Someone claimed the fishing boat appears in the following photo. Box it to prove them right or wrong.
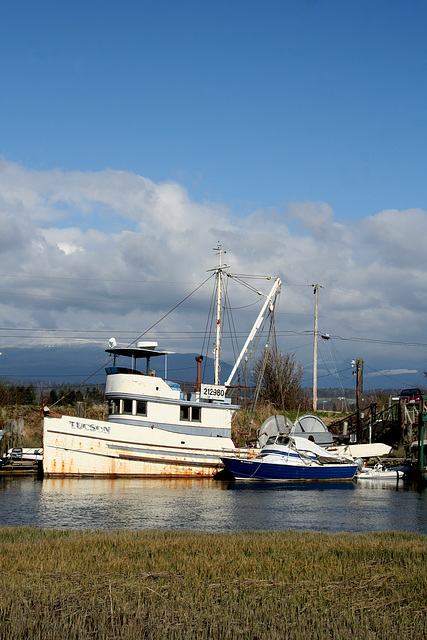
[42,246,281,477]
[221,433,358,481]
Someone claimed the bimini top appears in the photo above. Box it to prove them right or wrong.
[105,341,172,360]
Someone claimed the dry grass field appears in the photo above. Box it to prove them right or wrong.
[0,527,426,639]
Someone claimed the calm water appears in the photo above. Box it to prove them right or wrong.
[0,476,426,534]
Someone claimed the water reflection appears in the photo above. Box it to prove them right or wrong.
[0,476,426,534]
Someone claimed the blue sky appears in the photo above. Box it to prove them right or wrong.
[2,1,426,218]
[0,0,427,390]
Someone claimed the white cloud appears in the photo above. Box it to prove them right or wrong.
[367,369,418,377]
[0,160,426,388]
[287,201,345,242]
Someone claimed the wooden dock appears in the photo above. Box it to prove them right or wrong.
[0,460,40,477]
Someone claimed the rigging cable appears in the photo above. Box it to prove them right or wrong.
[248,287,282,416]
[318,337,349,411]
[200,273,219,381]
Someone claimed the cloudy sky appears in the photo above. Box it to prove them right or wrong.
[0,1,426,390]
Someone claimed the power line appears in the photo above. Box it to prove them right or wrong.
[327,334,427,348]
[0,274,201,284]
[1,326,427,349]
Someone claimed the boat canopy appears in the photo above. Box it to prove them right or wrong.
[105,345,171,360]
[105,343,173,375]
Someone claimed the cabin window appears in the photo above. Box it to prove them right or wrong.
[136,401,147,416]
[109,399,120,415]
[180,406,201,422]
[123,399,133,414]
[180,406,190,421]
[108,398,147,416]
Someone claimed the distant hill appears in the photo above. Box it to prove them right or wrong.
[0,344,233,386]
[0,344,423,392]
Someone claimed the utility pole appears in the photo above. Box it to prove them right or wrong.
[355,357,364,442]
[312,284,322,412]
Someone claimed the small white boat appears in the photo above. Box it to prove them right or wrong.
[7,447,43,461]
[356,463,409,481]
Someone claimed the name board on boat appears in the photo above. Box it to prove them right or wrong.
[200,384,227,402]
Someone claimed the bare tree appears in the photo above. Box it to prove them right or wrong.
[252,350,309,411]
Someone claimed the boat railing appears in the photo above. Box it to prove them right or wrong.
[104,368,253,405]
[167,381,254,405]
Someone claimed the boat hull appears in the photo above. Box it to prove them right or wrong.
[221,456,358,481]
[43,414,252,477]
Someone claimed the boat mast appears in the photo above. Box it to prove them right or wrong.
[211,242,228,385]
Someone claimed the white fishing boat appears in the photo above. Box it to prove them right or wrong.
[42,246,281,477]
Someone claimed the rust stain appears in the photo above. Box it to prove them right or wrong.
[46,454,230,477]
[117,453,219,468]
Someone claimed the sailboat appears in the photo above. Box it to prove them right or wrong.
[42,246,281,477]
